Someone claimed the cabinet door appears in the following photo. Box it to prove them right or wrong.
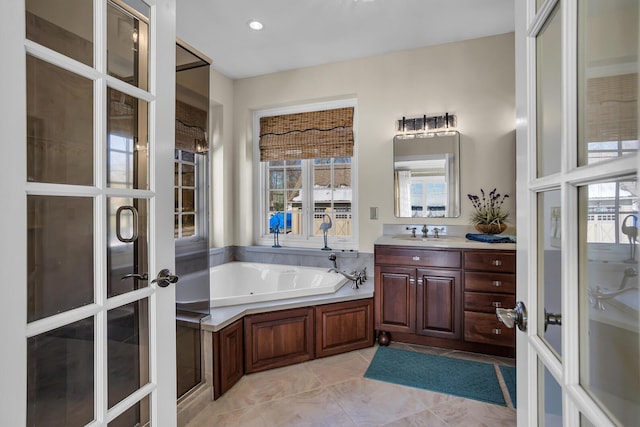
[315,299,374,358]
[416,268,462,339]
[244,307,314,374]
[213,319,244,399]
[375,266,416,333]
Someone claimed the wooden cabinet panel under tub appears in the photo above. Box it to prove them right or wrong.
[244,307,315,374]
[315,299,374,358]
[212,318,244,399]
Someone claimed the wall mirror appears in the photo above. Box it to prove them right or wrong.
[393,131,460,217]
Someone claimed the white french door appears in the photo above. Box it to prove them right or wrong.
[514,0,639,426]
[0,0,177,425]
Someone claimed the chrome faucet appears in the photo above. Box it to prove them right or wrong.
[327,253,367,288]
[589,285,638,310]
[421,225,429,238]
[406,226,417,238]
[433,227,443,238]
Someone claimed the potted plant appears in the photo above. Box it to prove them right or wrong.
[468,188,510,234]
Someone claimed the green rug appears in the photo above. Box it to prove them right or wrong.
[499,365,516,407]
[364,347,506,406]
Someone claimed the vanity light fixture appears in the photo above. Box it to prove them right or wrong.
[248,20,264,31]
[397,113,457,135]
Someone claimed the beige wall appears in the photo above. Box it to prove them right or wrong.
[230,33,516,252]
[209,68,236,247]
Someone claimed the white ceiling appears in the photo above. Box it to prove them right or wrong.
[177,0,515,80]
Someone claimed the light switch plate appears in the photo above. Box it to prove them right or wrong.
[370,207,378,220]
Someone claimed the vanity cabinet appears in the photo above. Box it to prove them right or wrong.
[463,251,516,349]
[375,247,462,341]
[375,244,515,357]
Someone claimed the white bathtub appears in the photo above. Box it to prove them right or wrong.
[209,262,349,307]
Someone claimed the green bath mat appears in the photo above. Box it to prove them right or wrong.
[499,365,516,407]
[364,346,506,406]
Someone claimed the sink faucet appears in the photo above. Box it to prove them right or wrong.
[406,226,417,238]
[433,227,443,238]
[421,225,429,238]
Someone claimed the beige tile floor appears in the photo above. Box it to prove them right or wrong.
[186,343,517,427]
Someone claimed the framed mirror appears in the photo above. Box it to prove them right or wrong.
[393,131,460,218]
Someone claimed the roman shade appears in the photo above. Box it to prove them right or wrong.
[175,100,208,153]
[585,73,637,142]
[259,107,354,161]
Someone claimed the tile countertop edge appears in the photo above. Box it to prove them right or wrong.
[374,235,516,250]
[201,281,374,332]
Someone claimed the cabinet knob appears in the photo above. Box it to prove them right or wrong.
[492,301,502,308]
[491,259,502,266]
[409,278,416,285]
[417,278,423,286]
[412,256,421,261]
[492,328,502,335]
[492,280,503,287]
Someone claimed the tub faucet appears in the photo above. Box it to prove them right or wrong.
[589,285,638,310]
[328,253,337,269]
[329,267,367,289]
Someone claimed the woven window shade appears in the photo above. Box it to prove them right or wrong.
[176,100,208,152]
[259,107,354,161]
[586,73,638,142]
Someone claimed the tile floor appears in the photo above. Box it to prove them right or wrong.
[186,343,517,427]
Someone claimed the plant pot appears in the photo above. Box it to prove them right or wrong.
[475,223,507,235]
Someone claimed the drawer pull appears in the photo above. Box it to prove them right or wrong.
[412,256,421,261]
[492,328,502,335]
[409,278,416,285]
[492,280,503,287]
[492,301,502,308]
[491,259,502,266]
[417,278,424,286]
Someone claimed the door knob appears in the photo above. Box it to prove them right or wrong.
[544,310,562,332]
[151,268,179,288]
[496,300,528,332]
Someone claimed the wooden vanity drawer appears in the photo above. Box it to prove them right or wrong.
[375,246,461,269]
[464,311,515,347]
[464,251,515,273]
[464,272,516,294]
[464,292,515,314]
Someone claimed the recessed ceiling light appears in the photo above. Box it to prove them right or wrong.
[248,20,263,31]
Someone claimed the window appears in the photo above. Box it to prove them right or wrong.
[174,149,198,238]
[586,179,637,244]
[255,101,357,249]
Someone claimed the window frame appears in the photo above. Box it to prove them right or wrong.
[174,149,208,243]
[253,99,358,250]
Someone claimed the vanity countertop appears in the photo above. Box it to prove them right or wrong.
[374,234,516,250]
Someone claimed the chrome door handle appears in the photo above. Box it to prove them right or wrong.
[544,310,562,332]
[496,301,528,332]
[151,268,179,288]
[121,273,148,281]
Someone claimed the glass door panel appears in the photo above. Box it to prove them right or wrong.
[578,178,640,426]
[539,360,563,426]
[107,88,149,190]
[536,2,562,177]
[577,0,639,166]
[107,299,149,408]
[107,2,148,90]
[108,395,149,427]
[107,197,148,298]
[27,195,94,322]
[27,55,94,186]
[25,0,93,66]
[27,317,94,426]
[537,190,563,357]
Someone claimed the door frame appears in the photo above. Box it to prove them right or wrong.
[0,1,178,425]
